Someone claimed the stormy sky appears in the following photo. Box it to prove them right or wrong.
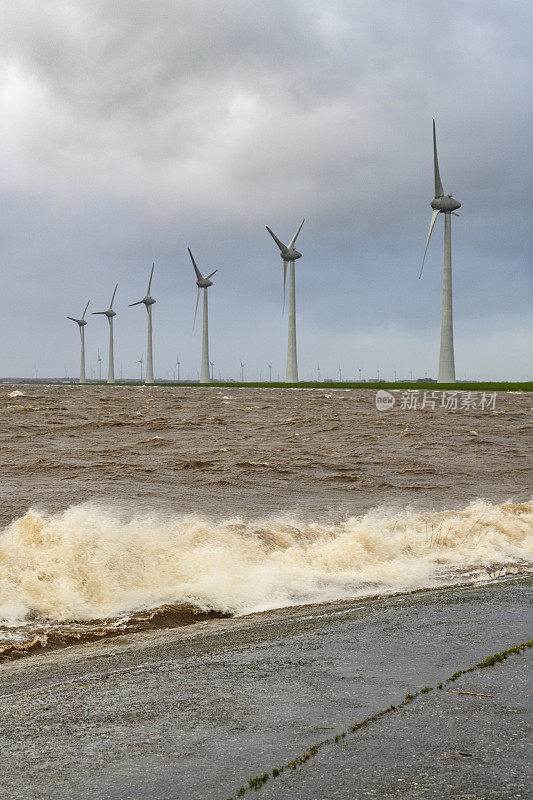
[0,0,531,381]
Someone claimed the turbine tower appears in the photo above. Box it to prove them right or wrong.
[67,300,90,384]
[240,360,245,383]
[97,349,102,381]
[92,284,118,384]
[129,263,156,384]
[420,120,461,383]
[189,248,218,384]
[266,219,305,382]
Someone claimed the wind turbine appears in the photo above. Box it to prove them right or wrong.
[92,284,118,384]
[266,218,305,382]
[189,248,218,384]
[267,362,272,382]
[129,264,156,384]
[210,360,215,381]
[67,300,90,384]
[240,360,245,383]
[97,349,102,381]
[135,353,144,381]
[420,120,461,383]
[174,354,180,382]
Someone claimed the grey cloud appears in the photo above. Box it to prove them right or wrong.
[0,0,531,381]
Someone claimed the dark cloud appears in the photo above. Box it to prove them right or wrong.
[0,0,531,380]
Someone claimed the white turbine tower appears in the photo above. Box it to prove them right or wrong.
[92,284,118,384]
[266,219,305,382]
[188,248,218,384]
[67,301,90,384]
[420,120,461,383]
[129,263,156,384]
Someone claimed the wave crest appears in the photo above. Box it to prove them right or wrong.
[1,500,531,630]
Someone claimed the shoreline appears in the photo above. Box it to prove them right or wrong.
[2,572,530,666]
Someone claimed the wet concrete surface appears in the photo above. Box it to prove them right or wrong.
[0,578,531,800]
[257,650,532,799]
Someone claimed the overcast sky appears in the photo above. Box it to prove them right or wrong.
[0,0,531,381]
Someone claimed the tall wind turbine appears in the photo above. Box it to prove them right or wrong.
[240,360,245,383]
[189,248,218,384]
[92,284,118,384]
[67,300,90,384]
[266,219,305,382]
[420,120,461,383]
[129,264,156,384]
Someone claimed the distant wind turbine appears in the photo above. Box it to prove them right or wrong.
[189,248,218,384]
[419,120,461,383]
[135,353,144,381]
[174,353,180,382]
[317,364,321,383]
[267,362,272,382]
[129,264,156,384]
[67,300,90,384]
[92,284,118,384]
[97,349,102,381]
[266,218,305,382]
[240,360,245,382]
[210,360,215,381]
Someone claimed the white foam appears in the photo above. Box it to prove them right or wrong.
[0,500,531,624]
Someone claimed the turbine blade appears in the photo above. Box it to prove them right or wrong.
[128,300,143,306]
[266,226,288,254]
[92,311,106,315]
[193,286,201,329]
[205,268,218,280]
[452,212,460,217]
[82,300,90,319]
[188,248,204,281]
[282,261,288,315]
[288,218,305,249]
[67,316,78,323]
[419,208,440,278]
[110,283,118,308]
[147,263,154,294]
[433,119,444,198]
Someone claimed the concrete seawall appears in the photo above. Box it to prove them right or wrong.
[1,577,531,799]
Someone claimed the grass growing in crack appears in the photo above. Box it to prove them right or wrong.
[226,639,532,798]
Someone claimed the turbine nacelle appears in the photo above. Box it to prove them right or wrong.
[281,248,302,262]
[93,284,118,319]
[93,308,116,319]
[430,196,461,213]
[129,295,156,308]
[67,300,90,327]
[265,219,305,263]
[196,279,213,288]
[130,265,156,310]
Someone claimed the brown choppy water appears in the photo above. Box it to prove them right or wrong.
[0,385,532,660]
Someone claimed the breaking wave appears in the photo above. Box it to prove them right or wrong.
[1,500,532,660]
